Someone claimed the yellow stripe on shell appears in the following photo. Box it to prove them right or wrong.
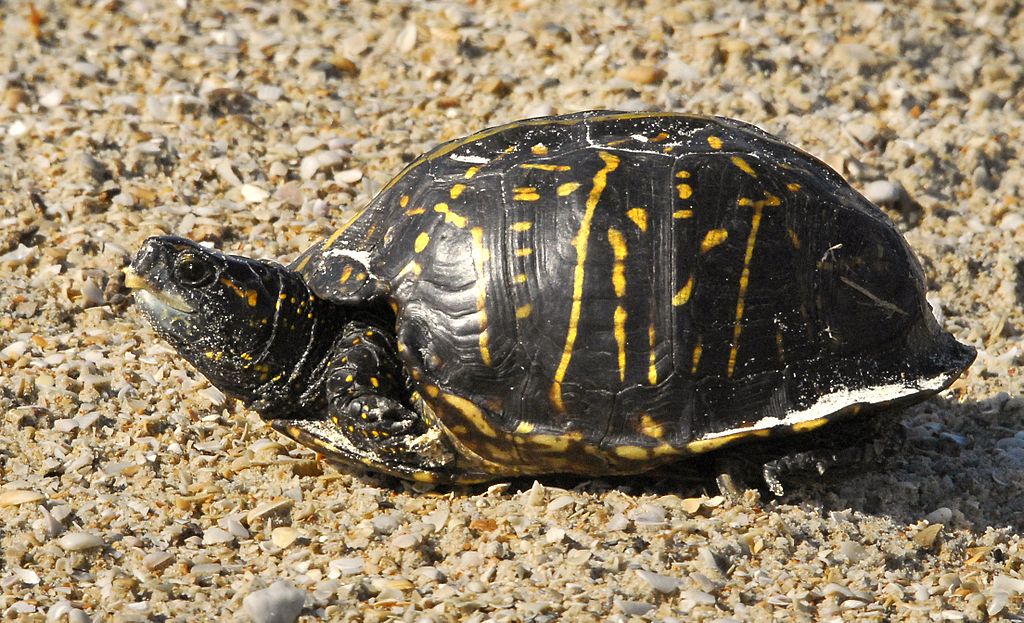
[550,151,620,412]
[520,163,570,171]
[470,226,492,366]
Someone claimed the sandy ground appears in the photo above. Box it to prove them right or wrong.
[1,1,1023,621]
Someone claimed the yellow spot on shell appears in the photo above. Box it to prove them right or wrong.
[520,163,570,172]
[514,421,535,434]
[514,187,540,201]
[464,166,480,179]
[640,414,665,439]
[405,207,425,215]
[531,143,548,155]
[400,195,410,208]
[677,183,693,199]
[730,155,757,177]
[691,341,703,375]
[511,221,533,232]
[551,151,620,412]
[649,132,670,143]
[787,228,801,248]
[434,202,467,228]
[613,445,649,461]
[707,135,723,149]
[700,229,728,253]
[614,305,627,382]
[450,184,466,199]
[673,209,693,219]
[514,248,533,257]
[675,170,691,178]
[626,208,648,232]
[787,182,801,192]
[557,182,581,196]
[516,304,533,319]
[514,273,528,284]
[792,417,829,433]
[414,232,430,253]
[672,274,694,306]
[648,323,658,385]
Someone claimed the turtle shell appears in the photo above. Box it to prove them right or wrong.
[291,111,975,478]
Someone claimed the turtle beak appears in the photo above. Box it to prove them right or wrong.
[123,266,195,314]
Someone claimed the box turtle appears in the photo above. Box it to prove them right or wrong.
[125,111,975,484]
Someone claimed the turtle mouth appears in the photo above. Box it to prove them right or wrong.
[123,267,195,314]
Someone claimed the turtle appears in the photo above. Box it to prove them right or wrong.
[124,111,976,485]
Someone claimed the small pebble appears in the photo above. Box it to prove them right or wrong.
[636,569,682,594]
[57,532,104,551]
[241,184,271,203]
[142,551,174,572]
[328,557,364,577]
[863,180,902,206]
[0,489,44,507]
[242,580,306,623]
[271,526,301,549]
[203,527,235,545]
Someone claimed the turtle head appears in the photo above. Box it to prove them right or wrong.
[126,235,322,404]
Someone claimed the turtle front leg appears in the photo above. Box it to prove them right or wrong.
[302,321,457,480]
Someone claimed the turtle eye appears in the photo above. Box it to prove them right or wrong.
[174,253,216,287]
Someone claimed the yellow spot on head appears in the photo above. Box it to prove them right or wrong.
[730,155,757,177]
[414,232,430,253]
[515,304,533,319]
[557,182,581,196]
[672,274,694,306]
[370,377,379,388]
[700,229,729,253]
[531,143,548,155]
[339,265,354,283]
[511,221,533,232]
[707,135,723,149]
[677,183,693,199]
[450,184,466,199]
[626,208,648,232]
